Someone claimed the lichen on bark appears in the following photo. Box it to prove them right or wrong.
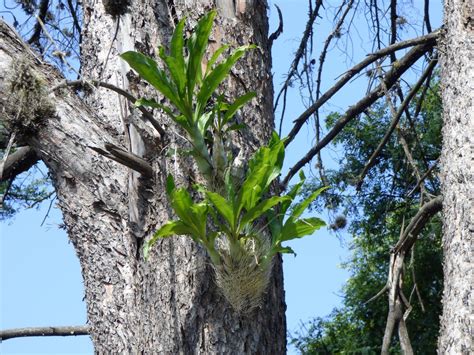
[4,60,55,134]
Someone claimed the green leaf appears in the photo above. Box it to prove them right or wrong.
[169,188,208,239]
[196,45,256,117]
[121,51,185,113]
[143,220,194,260]
[223,92,256,122]
[166,174,175,195]
[186,10,216,105]
[290,186,329,221]
[299,169,306,181]
[280,217,326,242]
[190,202,209,238]
[240,195,290,227]
[281,180,305,216]
[206,191,235,229]
[205,44,230,76]
[155,220,193,238]
[271,244,296,256]
[170,18,186,81]
[170,188,194,222]
[196,111,214,136]
[238,167,266,212]
[159,46,187,99]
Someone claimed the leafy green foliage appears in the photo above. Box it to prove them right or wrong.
[292,75,443,352]
[123,11,327,311]
[121,11,256,184]
[145,133,326,264]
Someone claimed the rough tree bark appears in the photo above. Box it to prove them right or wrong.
[438,0,473,353]
[0,0,286,353]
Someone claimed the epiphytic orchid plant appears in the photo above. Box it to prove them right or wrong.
[121,10,327,313]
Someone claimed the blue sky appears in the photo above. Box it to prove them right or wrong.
[1,1,442,353]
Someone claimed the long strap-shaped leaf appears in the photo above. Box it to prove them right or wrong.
[186,10,216,107]
[196,45,256,118]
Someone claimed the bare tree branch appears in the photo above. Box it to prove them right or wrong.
[89,143,153,177]
[282,40,435,187]
[27,0,50,48]
[0,325,89,341]
[268,4,283,47]
[407,158,439,197]
[0,146,39,182]
[424,0,433,33]
[275,0,323,132]
[284,30,439,148]
[356,59,438,190]
[310,0,355,186]
[392,195,442,253]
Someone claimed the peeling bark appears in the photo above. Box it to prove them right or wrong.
[0,0,286,352]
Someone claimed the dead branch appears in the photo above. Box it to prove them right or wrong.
[274,0,323,128]
[365,283,389,304]
[0,325,89,341]
[382,251,406,354]
[311,0,355,187]
[392,196,442,254]
[0,146,39,182]
[381,196,442,352]
[382,194,441,353]
[424,0,433,33]
[282,41,435,187]
[89,143,153,177]
[285,30,439,148]
[407,158,439,197]
[356,59,438,190]
[268,4,283,47]
[27,0,50,48]
[398,315,414,355]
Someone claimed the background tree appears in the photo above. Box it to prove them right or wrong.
[291,76,443,353]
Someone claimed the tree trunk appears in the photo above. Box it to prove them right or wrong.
[438,0,473,353]
[0,0,286,353]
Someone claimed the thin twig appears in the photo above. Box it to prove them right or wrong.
[268,5,283,47]
[27,0,49,47]
[312,0,354,186]
[40,193,56,226]
[50,79,166,137]
[365,283,388,304]
[274,0,323,130]
[356,59,437,190]
[407,158,439,197]
[32,14,80,76]
[391,195,442,253]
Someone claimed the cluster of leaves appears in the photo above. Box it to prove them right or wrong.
[145,133,327,264]
[121,10,327,303]
[292,76,443,353]
[121,11,254,186]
